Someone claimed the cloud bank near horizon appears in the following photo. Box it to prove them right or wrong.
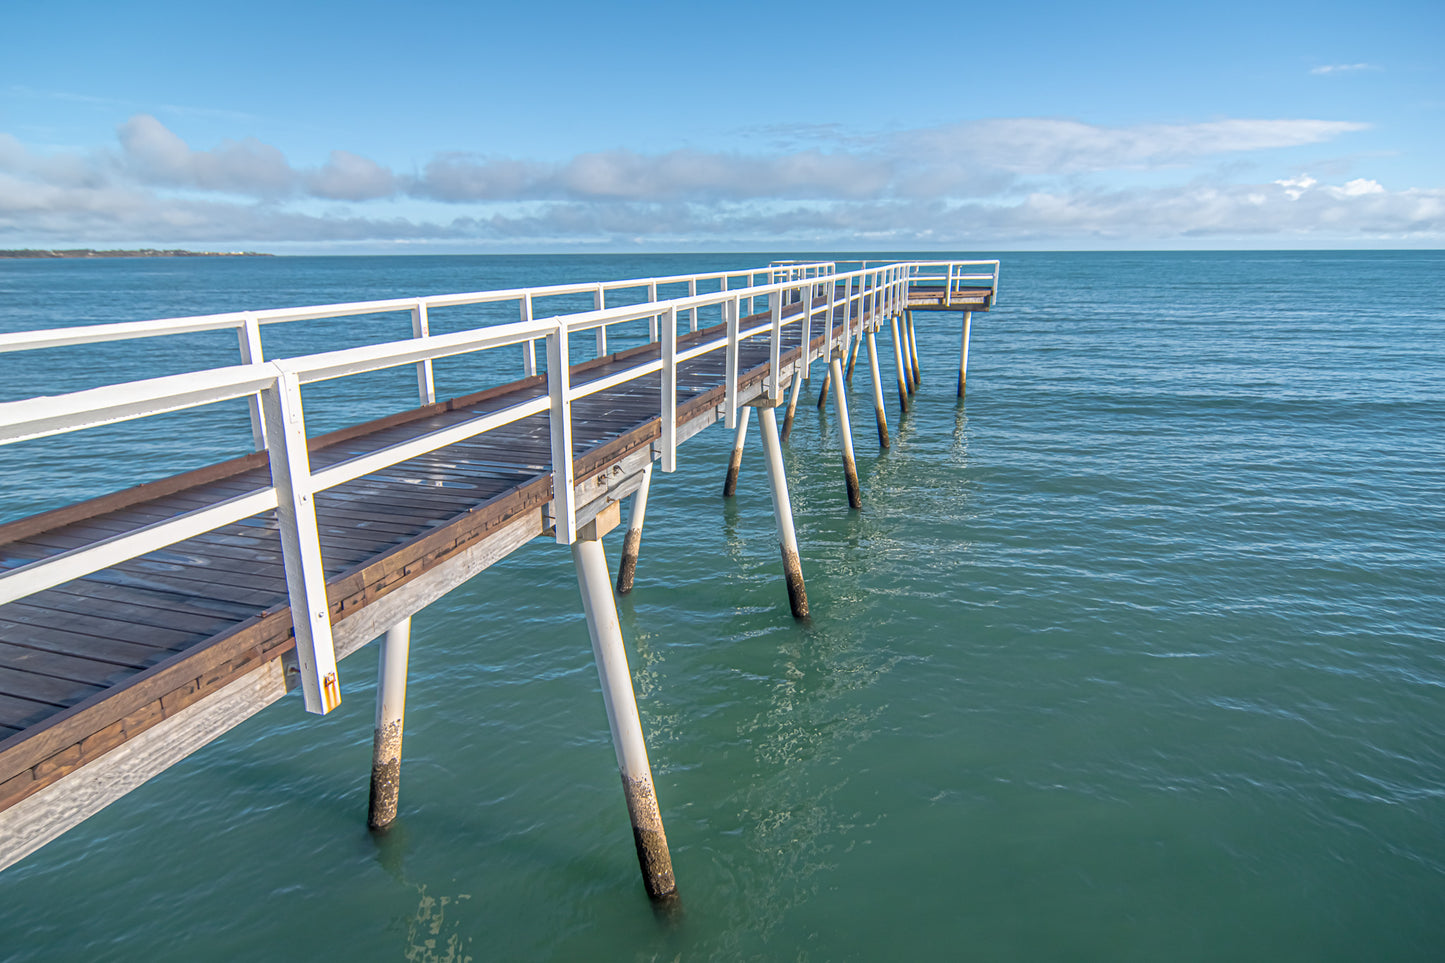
[1,114,1439,247]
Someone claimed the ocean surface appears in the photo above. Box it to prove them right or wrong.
[0,251,1442,961]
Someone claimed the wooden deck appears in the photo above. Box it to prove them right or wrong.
[0,269,993,871]
[906,284,994,311]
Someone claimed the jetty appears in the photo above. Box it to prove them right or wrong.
[0,259,997,900]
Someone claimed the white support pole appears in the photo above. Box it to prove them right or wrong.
[547,321,576,545]
[260,369,341,714]
[572,536,677,902]
[660,306,677,472]
[890,312,910,414]
[616,462,653,596]
[411,302,436,406]
[906,310,922,387]
[867,329,891,448]
[722,405,750,497]
[829,356,862,510]
[595,285,607,357]
[780,366,805,444]
[688,278,698,332]
[845,327,863,387]
[236,312,267,451]
[521,294,537,377]
[758,406,808,619]
[958,310,973,399]
[368,616,411,830]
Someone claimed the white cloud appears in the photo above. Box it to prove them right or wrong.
[1330,177,1385,197]
[1311,63,1379,75]
[1275,175,1318,199]
[0,112,1436,247]
[901,118,1368,176]
[117,114,294,197]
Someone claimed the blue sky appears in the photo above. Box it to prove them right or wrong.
[3,0,1441,251]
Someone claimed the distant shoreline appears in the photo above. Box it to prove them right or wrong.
[0,249,273,259]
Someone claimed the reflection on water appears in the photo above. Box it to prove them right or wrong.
[403,885,474,963]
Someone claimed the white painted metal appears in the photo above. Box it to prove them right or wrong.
[661,305,677,473]
[594,285,607,356]
[571,534,674,898]
[368,615,411,828]
[236,312,268,451]
[759,406,799,555]
[724,297,740,429]
[829,356,861,509]
[521,294,537,377]
[259,370,341,715]
[959,310,973,398]
[648,282,659,341]
[768,290,783,400]
[410,301,436,405]
[867,329,891,447]
[546,320,576,545]
[687,278,698,332]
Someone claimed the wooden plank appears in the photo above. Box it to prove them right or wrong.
[0,666,102,708]
[0,694,60,732]
[0,619,170,666]
[0,602,204,649]
[0,641,145,686]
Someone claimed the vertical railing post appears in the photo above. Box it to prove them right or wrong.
[800,277,813,370]
[687,277,698,332]
[236,312,267,451]
[648,282,659,341]
[411,301,435,406]
[547,320,576,545]
[521,294,537,377]
[595,285,608,357]
[260,366,341,715]
[724,296,740,429]
[660,305,677,472]
[768,287,783,400]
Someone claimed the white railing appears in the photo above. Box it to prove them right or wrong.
[0,259,983,716]
[0,265,811,451]
[904,260,1001,306]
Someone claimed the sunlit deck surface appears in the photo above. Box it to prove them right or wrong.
[905,285,995,310]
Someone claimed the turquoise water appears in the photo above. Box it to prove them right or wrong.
[1,252,1442,960]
